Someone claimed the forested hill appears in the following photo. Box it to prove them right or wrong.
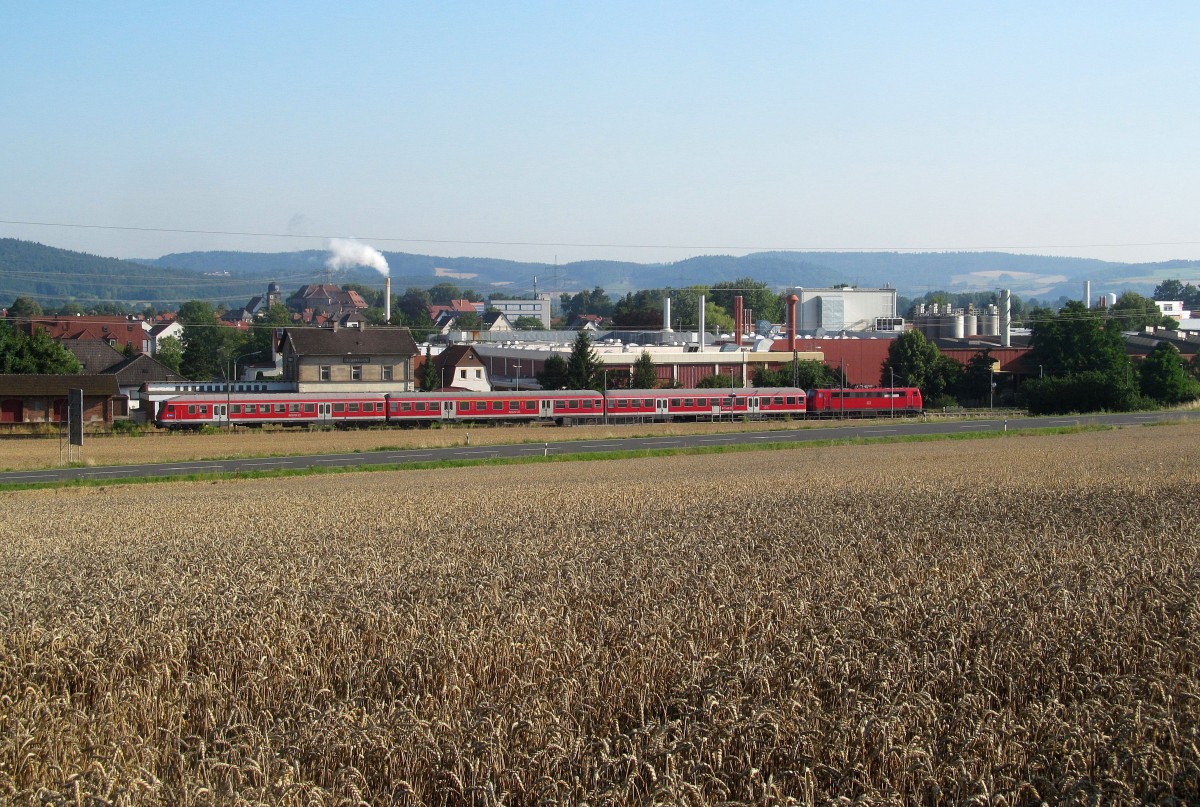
[4,237,1200,310]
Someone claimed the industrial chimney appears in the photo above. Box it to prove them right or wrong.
[734,295,744,346]
[697,294,706,352]
[663,297,672,332]
[385,277,392,324]
[1001,289,1012,348]
[787,294,799,352]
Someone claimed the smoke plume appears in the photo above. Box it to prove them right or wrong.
[326,238,389,276]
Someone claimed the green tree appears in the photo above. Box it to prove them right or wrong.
[155,335,184,374]
[709,278,784,323]
[881,330,963,405]
[566,330,602,391]
[419,345,439,391]
[1030,302,1131,378]
[178,301,231,381]
[1111,291,1174,331]
[696,373,735,388]
[631,350,658,389]
[958,349,997,406]
[6,296,43,319]
[537,354,570,390]
[455,311,482,329]
[753,359,838,389]
[1139,341,1200,404]
[514,316,544,330]
[0,320,82,373]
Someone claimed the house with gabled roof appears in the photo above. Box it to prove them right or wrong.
[279,325,419,392]
[431,344,490,391]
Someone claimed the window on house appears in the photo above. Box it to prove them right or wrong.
[351,366,362,381]
[475,369,481,379]
[382,365,393,381]
[460,369,467,379]
[319,365,331,381]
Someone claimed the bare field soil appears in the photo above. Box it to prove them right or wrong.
[0,417,895,472]
[1,425,1198,804]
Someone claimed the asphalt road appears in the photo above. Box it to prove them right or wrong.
[2,410,1197,486]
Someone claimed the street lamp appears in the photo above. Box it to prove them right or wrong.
[514,359,522,392]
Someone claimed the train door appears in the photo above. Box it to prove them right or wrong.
[655,398,668,419]
[213,404,227,423]
[442,400,456,420]
[747,396,760,416]
[318,402,332,423]
[540,398,553,419]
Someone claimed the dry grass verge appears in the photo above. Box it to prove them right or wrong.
[1,425,1197,804]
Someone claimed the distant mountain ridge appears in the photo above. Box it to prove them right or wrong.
[2,237,1197,310]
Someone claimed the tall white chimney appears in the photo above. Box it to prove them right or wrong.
[1001,289,1012,347]
[1084,280,1091,309]
[697,294,706,352]
[385,277,392,324]
[663,297,672,332]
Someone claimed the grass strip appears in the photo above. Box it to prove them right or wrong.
[0,424,1113,493]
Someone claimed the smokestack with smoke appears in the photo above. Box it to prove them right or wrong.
[326,238,389,276]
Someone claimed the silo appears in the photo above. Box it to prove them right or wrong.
[964,314,978,336]
[953,314,966,339]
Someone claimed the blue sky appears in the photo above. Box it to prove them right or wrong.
[2,2,1199,265]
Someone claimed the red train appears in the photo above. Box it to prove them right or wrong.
[154,387,922,429]
[154,387,814,428]
[807,387,924,417]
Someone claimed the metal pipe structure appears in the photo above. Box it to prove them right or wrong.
[734,295,744,346]
[663,297,672,332]
[385,277,391,324]
[697,294,706,352]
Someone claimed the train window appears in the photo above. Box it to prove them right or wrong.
[644,399,653,407]
[671,399,681,407]
[786,397,796,405]
[200,406,208,415]
[415,401,426,412]
[525,401,536,410]
[289,404,300,413]
[230,405,242,414]
[348,403,359,412]
[458,402,469,412]
[188,405,197,415]
[554,400,565,410]
[303,403,315,414]
[774,397,783,405]
[400,402,412,412]
[569,400,580,410]
[683,398,693,407]
[492,401,503,410]
[272,404,284,413]
[583,400,593,409]
[508,400,519,411]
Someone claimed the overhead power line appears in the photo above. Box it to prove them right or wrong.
[3,218,1200,253]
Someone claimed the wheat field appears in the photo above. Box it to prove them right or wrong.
[1,425,1197,804]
